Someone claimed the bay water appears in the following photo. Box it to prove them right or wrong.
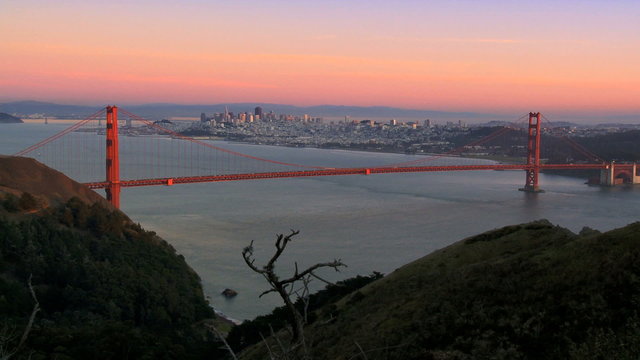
[2,123,639,320]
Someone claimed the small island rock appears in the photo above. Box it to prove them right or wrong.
[222,288,238,298]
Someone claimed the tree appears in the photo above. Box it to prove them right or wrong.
[1,194,19,213]
[18,193,37,211]
[242,230,346,352]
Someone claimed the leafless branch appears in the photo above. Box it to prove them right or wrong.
[279,260,346,285]
[346,343,409,360]
[242,230,347,350]
[270,324,291,360]
[300,277,312,324]
[319,313,335,325]
[16,275,40,351]
[259,332,276,360]
[1,275,40,360]
[242,240,264,274]
[206,323,238,360]
[265,230,299,272]
[309,271,334,286]
[259,288,278,298]
[354,341,368,360]
[0,325,18,360]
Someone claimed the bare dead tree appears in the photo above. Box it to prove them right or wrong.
[242,230,346,349]
[206,323,238,360]
[0,275,40,360]
[293,276,312,325]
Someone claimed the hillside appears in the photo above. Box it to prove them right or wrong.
[0,156,225,359]
[0,100,500,122]
[0,112,23,123]
[241,220,640,360]
[0,155,107,208]
[576,130,640,161]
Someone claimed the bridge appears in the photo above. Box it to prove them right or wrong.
[13,106,637,208]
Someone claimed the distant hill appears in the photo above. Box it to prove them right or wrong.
[2,100,639,124]
[241,220,640,359]
[0,112,23,123]
[0,100,504,122]
[0,156,225,358]
[477,120,583,128]
[576,129,640,161]
[0,101,96,118]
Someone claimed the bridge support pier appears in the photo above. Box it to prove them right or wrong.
[519,112,544,193]
[105,105,121,208]
[600,162,616,186]
[600,162,640,186]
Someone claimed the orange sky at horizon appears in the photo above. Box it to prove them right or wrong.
[1,0,639,114]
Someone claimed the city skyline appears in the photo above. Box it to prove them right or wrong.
[1,0,639,117]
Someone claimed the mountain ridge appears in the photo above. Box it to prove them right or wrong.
[3,100,639,124]
[0,100,515,122]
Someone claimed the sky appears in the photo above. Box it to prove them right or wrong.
[1,0,639,115]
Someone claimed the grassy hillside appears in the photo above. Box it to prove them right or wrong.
[0,157,224,359]
[0,155,109,208]
[241,220,640,360]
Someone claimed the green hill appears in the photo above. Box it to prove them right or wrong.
[240,220,640,360]
[0,157,224,359]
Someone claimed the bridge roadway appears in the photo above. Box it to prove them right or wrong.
[83,163,607,189]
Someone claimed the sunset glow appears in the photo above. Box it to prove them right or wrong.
[1,0,639,114]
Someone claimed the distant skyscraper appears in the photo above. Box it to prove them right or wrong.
[255,106,263,118]
[200,113,207,122]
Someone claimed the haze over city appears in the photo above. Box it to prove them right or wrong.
[1,0,639,118]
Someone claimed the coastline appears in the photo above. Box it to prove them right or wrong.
[214,308,243,326]
[194,135,526,164]
[210,138,597,180]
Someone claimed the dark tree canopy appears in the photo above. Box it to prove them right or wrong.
[0,197,224,359]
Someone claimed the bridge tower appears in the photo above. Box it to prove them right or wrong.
[520,112,544,192]
[105,105,121,208]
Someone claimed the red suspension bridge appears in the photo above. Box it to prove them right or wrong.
[14,106,637,208]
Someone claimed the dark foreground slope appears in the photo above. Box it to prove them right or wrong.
[242,220,640,360]
[0,158,223,359]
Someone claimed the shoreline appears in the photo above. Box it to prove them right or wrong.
[206,136,527,164]
[214,308,243,326]
[202,137,598,181]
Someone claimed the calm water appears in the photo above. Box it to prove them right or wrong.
[2,123,640,320]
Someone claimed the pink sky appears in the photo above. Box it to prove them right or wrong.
[1,0,639,114]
